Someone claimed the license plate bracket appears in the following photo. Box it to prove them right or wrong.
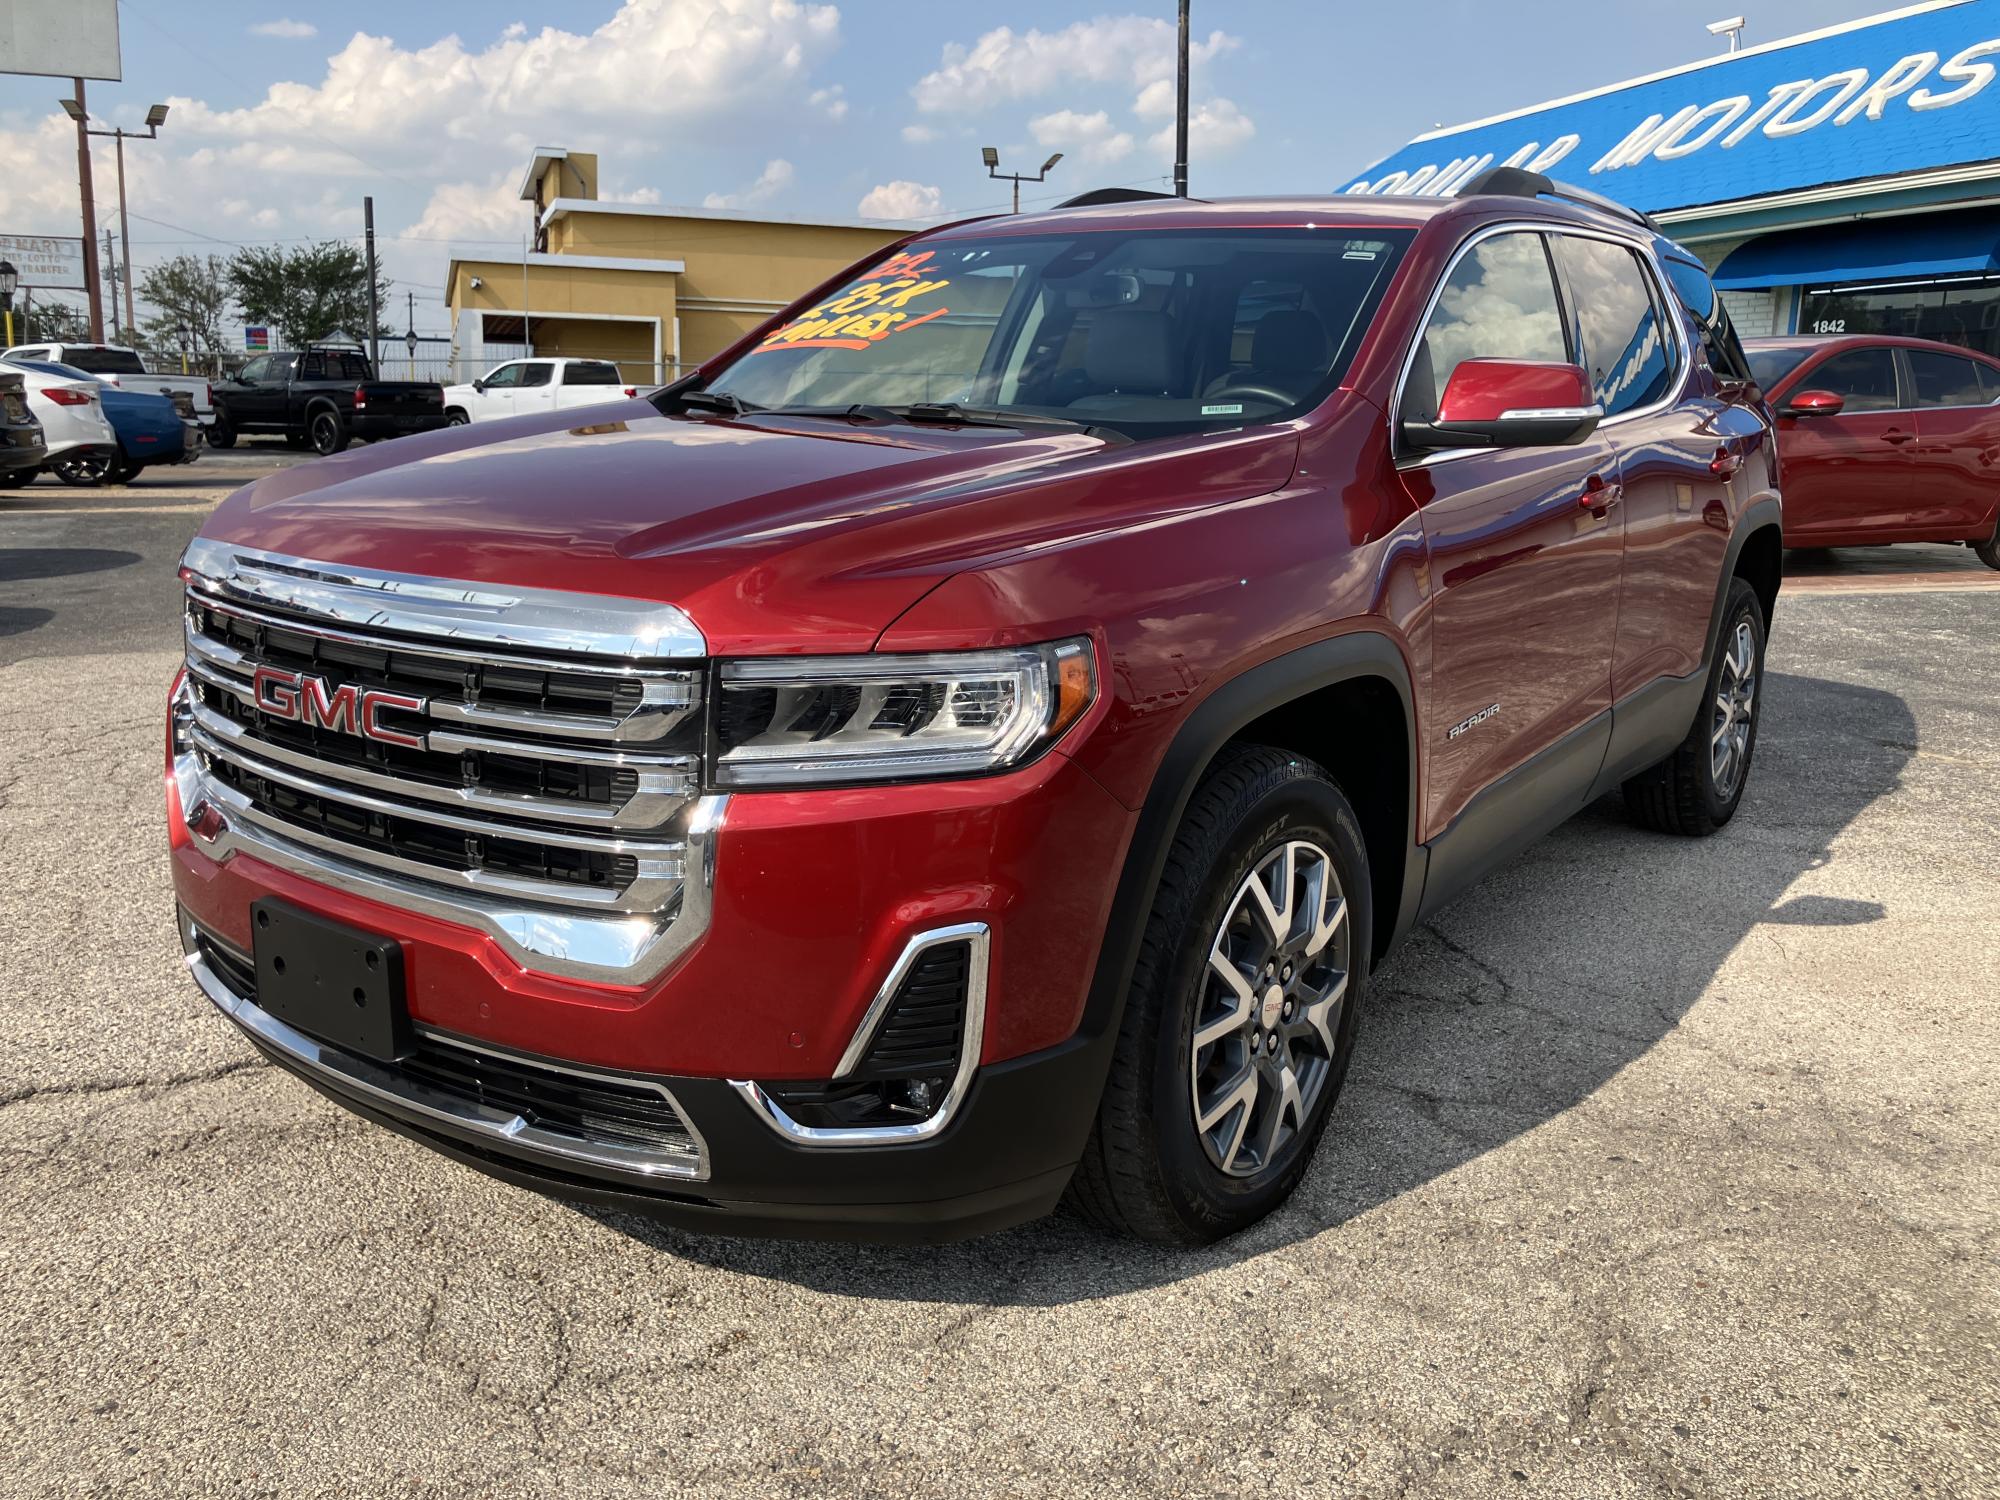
[250,899,411,1063]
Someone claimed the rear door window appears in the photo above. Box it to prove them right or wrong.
[1661,255,1756,383]
[1405,231,1568,422]
[518,363,553,388]
[1906,349,1985,407]
[565,362,622,385]
[1551,236,1676,416]
[1807,348,1901,411]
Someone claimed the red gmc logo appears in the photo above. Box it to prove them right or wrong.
[251,665,427,749]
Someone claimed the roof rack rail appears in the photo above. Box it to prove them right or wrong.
[1455,167,1659,232]
[1053,187,1190,209]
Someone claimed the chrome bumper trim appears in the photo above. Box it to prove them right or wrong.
[180,916,708,1182]
[175,744,727,984]
[729,923,990,1148]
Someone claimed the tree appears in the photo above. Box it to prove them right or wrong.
[227,242,387,347]
[14,299,87,344]
[138,253,230,362]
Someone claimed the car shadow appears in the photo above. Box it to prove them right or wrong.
[589,670,1913,1303]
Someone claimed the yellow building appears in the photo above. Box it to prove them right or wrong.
[444,148,918,385]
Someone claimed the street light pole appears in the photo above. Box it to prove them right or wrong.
[0,261,18,348]
[982,148,1065,213]
[1174,0,1191,198]
[67,99,171,345]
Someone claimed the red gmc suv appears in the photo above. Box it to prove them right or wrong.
[168,171,1781,1244]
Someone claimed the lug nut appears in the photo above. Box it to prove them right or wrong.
[1282,963,1293,980]
[1282,1000,1294,1020]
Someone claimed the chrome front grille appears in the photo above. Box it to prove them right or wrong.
[174,539,720,982]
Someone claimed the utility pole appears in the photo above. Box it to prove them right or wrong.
[363,196,380,367]
[103,229,118,338]
[1174,0,1191,198]
[70,78,104,341]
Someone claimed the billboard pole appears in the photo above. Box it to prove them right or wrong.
[73,78,104,340]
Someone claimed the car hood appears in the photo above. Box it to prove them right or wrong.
[199,399,1303,652]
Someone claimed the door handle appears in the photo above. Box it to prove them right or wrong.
[1881,429,1916,444]
[1708,443,1742,478]
[1580,473,1620,514]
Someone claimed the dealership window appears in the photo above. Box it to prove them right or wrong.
[1800,276,2000,358]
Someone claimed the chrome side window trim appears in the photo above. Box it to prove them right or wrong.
[181,915,710,1182]
[181,537,708,660]
[1388,217,1695,472]
[730,923,992,1148]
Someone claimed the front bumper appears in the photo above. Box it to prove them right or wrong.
[180,909,1106,1241]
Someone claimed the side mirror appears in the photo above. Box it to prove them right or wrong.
[1403,359,1602,450]
[1782,388,1844,418]
[472,379,486,392]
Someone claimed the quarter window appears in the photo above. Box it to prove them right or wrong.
[1552,236,1674,417]
[1808,348,1900,411]
[1906,349,1986,407]
[1406,231,1567,422]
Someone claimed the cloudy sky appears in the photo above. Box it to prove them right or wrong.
[0,0,1891,335]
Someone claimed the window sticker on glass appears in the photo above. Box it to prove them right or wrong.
[1202,403,1245,415]
[751,249,954,355]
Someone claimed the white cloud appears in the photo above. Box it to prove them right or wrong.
[1149,96,1256,158]
[900,123,940,145]
[250,19,318,39]
[807,86,848,122]
[1029,109,1134,166]
[704,159,795,210]
[911,18,1237,113]
[858,180,942,220]
[1134,79,1174,121]
[400,174,525,248]
[173,0,842,152]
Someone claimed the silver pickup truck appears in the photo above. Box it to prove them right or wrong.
[0,342,213,426]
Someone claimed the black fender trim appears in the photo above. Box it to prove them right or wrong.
[1705,498,1782,667]
[1077,632,1422,1048]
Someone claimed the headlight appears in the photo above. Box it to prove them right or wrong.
[711,639,1096,788]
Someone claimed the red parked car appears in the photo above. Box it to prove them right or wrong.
[1746,334,2000,567]
[167,171,1781,1243]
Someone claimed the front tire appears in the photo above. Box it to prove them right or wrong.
[1974,516,2000,571]
[309,408,349,455]
[445,408,469,427]
[1068,744,1371,1244]
[1622,576,1766,836]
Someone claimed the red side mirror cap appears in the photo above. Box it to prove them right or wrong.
[1406,359,1603,451]
[1784,388,1845,417]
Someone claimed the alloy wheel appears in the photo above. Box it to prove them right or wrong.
[312,413,341,455]
[1190,839,1350,1178]
[1711,619,1758,799]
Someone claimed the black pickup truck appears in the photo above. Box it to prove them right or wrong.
[209,346,448,455]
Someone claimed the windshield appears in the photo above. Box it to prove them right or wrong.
[1747,347,1812,391]
[63,347,147,375]
[704,227,1413,436]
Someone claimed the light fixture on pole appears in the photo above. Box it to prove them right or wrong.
[0,261,18,348]
[176,322,191,375]
[1706,15,1747,52]
[72,100,171,342]
[983,147,1064,214]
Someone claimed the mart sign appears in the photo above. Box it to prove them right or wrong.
[0,235,85,290]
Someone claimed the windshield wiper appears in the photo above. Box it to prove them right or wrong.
[886,402,1132,445]
[672,388,760,416]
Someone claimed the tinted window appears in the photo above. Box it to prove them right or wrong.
[1553,236,1674,416]
[566,362,622,385]
[518,363,553,388]
[1406,231,1567,420]
[1981,364,2000,400]
[1807,348,1900,411]
[332,351,371,381]
[1662,254,1755,382]
[64,347,147,375]
[1747,347,1811,391]
[1907,349,1988,407]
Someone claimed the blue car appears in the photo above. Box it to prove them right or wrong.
[9,358,202,485]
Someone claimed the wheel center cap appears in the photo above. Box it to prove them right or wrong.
[1260,985,1285,1029]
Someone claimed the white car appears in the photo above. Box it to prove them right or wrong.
[0,342,214,425]
[0,359,117,472]
[442,358,637,425]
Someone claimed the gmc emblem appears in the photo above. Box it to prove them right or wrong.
[251,665,427,749]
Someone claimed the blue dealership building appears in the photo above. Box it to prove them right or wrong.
[1349,1,2000,351]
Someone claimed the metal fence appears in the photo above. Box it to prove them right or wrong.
[132,340,680,388]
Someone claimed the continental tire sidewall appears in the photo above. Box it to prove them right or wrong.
[1148,769,1372,1238]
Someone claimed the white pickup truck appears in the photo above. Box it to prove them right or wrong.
[0,342,213,425]
[442,357,638,425]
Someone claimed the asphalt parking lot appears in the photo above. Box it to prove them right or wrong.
[2,452,1996,1498]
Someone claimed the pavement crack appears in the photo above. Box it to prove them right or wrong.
[0,1056,262,1109]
